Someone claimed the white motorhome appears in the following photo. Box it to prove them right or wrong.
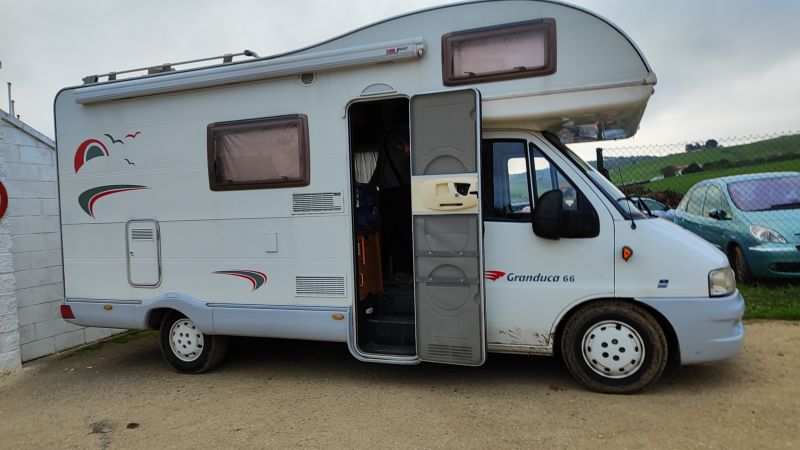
[55,0,744,393]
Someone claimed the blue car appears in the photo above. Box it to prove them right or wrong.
[675,172,800,282]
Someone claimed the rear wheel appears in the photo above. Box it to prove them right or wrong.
[160,311,228,373]
[731,245,754,284]
[561,301,668,394]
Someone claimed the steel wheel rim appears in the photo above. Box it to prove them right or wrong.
[169,318,204,362]
[581,320,645,379]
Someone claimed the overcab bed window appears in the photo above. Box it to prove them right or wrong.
[207,114,310,191]
[442,19,556,86]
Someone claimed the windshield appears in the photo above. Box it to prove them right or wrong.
[728,175,800,211]
[543,132,646,219]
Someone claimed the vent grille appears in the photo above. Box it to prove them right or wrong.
[292,192,343,214]
[130,228,155,240]
[300,72,315,85]
[427,344,474,363]
[295,276,346,297]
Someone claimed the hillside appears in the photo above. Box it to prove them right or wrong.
[606,134,800,184]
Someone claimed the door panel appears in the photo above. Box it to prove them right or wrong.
[126,219,161,287]
[411,89,485,366]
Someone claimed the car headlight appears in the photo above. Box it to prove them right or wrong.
[749,225,787,243]
[709,267,736,297]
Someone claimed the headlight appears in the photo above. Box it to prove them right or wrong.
[709,267,736,297]
[749,225,787,243]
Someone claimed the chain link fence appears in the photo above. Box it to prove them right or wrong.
[594,132,800,282]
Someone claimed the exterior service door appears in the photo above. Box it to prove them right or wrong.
[410,89,485,366]
[126,219,162,287]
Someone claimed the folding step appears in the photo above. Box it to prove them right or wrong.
[367,314,415,346]
[360,342,416,356]
[378,292,415,316]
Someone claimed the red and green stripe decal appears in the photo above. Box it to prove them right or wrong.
[74,139,110,173]
[78,185,149,218]
[214,270,268,291]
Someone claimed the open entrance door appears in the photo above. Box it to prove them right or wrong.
[410,89,485,366]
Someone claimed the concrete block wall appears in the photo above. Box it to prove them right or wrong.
[1,110,122,372]
[0,133,22,372]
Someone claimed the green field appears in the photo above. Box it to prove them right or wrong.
[608,134,800,185]
[643,159,800,194]
[740,282,800,320]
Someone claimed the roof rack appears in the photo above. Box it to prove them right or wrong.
[81,50,261,85]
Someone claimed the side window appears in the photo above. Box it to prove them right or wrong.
[442,19,556,86]
[685,186,707,216]
[703,186,723,217]
[207,114,310,191]
[483,140,530,220]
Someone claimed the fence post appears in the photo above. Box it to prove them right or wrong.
[596,147,610,180]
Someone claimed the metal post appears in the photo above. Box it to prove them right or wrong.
[596,147,610,180]
[6,82,12,115]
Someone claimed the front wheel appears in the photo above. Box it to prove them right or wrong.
[561,301,668,394]
[160,311,228,373]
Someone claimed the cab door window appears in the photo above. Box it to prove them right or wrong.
[530,147,589,213]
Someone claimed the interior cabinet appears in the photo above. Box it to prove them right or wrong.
[357,231,383,301]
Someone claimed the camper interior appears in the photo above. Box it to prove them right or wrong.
[348,98,416,356]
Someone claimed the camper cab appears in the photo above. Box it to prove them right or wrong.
[56,1,744,393]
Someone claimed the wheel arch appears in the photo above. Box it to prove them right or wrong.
[551,297,681,367]
[146,307,173,329]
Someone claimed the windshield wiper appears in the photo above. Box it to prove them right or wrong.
[769,200,800,210]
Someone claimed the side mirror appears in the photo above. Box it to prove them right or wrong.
[709,209,729,220]
[533,190,563,240]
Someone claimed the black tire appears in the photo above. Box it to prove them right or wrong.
[561,301,668,394]
[160,311,228,374]
[731,245,754,284]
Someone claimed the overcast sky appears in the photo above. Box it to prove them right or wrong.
[1,0,798,151]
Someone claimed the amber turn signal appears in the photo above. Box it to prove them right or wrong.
[622,246,633,261]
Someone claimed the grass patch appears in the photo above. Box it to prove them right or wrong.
[739,282,800,320]
[65,329,157,356]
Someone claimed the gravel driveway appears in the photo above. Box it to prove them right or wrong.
[1,321,798,449]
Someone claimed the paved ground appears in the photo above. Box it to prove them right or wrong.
[1,320,798,449]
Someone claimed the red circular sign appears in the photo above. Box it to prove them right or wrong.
[0,180,8,219]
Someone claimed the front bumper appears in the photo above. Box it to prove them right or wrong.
[638,291,745,365]
[746,244,800,278]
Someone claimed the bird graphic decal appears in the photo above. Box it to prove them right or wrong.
[125,131,142,139]
[104,133,124,145]
[124,159,136,166]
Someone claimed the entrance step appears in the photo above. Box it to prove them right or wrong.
[378,292,414,316]
[367,314,415,346]
[360,342,416,356]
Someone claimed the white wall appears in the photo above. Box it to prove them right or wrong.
[0,110,121,372]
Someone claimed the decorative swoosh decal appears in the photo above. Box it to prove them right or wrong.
[484,270,506,281]
[214,270,268,291]
[74,139,110,173]
[78,185,148,218]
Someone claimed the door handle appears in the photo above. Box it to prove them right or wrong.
[413,176,479,212]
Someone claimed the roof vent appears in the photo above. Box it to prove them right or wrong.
[300,72,315,86]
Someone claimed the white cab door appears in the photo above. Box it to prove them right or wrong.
[482,133,614,350]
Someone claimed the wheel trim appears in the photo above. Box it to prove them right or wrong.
[581,320,645,379]
[169,318,205,362]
